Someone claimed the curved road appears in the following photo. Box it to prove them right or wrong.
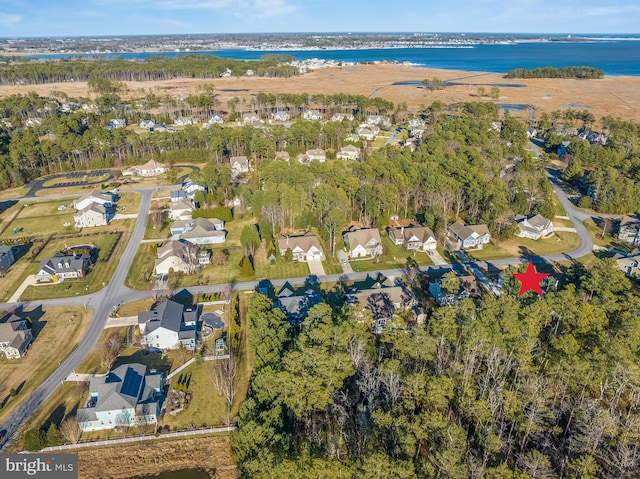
[0,149,598,449]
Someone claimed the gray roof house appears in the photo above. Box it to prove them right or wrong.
[616,253,640,279]
[138,299,199,350]
[447,222,491,250]
[77,363,165,432]
[179,218,226,245]
[275,283,322,325]
[515,214,553,240]
[343,228,383,259]
[0,314,33,359]
[278,234,324,262]
[36,252,89,282]
[388,225,437,251]
[618,215,640,247]
[74,202,109,228]
[0,244,16,273]
[169,197,193,221]
[155,240,202,275]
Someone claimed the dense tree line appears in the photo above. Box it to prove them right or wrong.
[234,259,640,478]
[505,66,604,79]
[0,54,298,85]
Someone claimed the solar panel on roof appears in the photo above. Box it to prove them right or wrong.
[120,368,143,397]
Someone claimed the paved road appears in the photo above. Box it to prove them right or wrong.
[0,145,598,449]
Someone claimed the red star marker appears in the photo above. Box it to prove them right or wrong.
[513,261,549,296]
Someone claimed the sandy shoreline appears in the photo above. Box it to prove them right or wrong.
[0,63,637,122]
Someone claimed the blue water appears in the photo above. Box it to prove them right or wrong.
[28,40,640,76]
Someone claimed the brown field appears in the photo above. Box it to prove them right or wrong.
[76,434,237,479]
[0,64,638,122]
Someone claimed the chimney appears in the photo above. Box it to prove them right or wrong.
[401,226,404,235]
[286,236,289,246]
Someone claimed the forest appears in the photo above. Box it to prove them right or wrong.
[0,54,298,85]
[505,66,604,79]
[234,259,640,479]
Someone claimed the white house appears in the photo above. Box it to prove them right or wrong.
[138,299,199,350]
[139,119,155,129]
[169,198,193,221]
[74,203,109,228]
[179,218,226,245]
[272,111,290,121]
[447,222,491,250]
[343,228,383,259]
[73,190,113,211]
[278,234,324,262]
[331,113,354,122]
[243,113,263,124]
[0,314,33,359]
[175,117,196,126]
[336,145,360,160]
[77,363,165,432]
[208,114,224,125]
[388,226,437,251]
[182,180,206,198]
[515,214,553,240]
[230,156,250,175]
[306,149,326,162]
[154,240,202,275]
[303,110,323,121]
[36,253,89,282]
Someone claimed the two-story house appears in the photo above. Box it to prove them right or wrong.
[618,215,640,247]
[77,363,165,432]
[343,228,383,259]
[278,234,324,262]
[388,225,437,252]
[515,214,553,240]
[138,299,200,350]
[0,314,33,359]
[36,253,90,282]
[0,244,16,273]
[447,222,491,250]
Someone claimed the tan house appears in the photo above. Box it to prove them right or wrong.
[0,314,33,359]
[230,156,251,175]
[447,222,491,250]
[74,203,108,228]
[169,197,193,221]
[278,234,324,262]
[154,240,201,275]
[388,225,437,251]
[515,214,553,240]
[336,145,360,160]
[122,159,169,177]
[344,228,383,259]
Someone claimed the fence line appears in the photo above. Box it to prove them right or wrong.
[40,426,237,452]
[165,355,229,381]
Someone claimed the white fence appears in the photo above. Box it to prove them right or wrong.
[40,425,236,452]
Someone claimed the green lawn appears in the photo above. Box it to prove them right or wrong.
[0,199,79,239]
[144,215,171,240]
[115,192,142,215]
[20,231,129,300]
[347,235,434,273]
[583,217,633,251]
[125,243,158,290]
[466,232,581,261]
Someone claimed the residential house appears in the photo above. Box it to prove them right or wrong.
[242,113,263,124]
[366,115,391,129]
[179,218,226,245]
[25,118,42,127]
[0,314,33,359]
[278,234,324,261]
[357,124,380,140]
[274,151,290,162]
[331,113,354,122]
[490,121,502,133]
[74,202,109,228]
[169,197,193,221]
[174,117,196,126]
[208,114,224,125]
[154,240,202,275]
[557,141,571,157]
[272,111,290,121]
[336,145,360,160]
[618,215,640,247]
[230,156,251,176]
[139,119,155,129]
[344,134,360,143]
[138,299,199,350]
[170,220,192,235]
[225,196,243,208]
[122,159,169,177]
[348,274,416,333]
[343,228,383,259]
[109,118,127,129]
[306,149,326,162]
[182,179,206,198]
[515,214,553,240]
[0,244,16,273]
[275,283,322,325]
[447,221,491,250]
[429,274,481,306]
[73,190,113,211]
[77,363,165,432]
[388,225,437,251]
[615,253,640,279]
[303,110,323,121]
[170,190,187,202]
[527,126,538,138]
[36,252,89,282]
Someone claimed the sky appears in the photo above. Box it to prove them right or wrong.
[0,0,639,37]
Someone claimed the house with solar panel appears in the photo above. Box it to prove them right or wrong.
[137,300,200,350]
[77,363,165,432]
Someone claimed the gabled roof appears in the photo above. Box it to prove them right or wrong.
[0,314,30,349]
[87,363,147,413]
[390,226,436,244]
[180,218,225,240]
[39,252,89,276]
[157,239,194,260]
[138,159,166,171]
[76,202,107,216]
[277,234,322,255]
[344,228,381,249]
[138,299,185,334]
[230,156,249,166]
[170,197,192,211]
[448,221,490,241]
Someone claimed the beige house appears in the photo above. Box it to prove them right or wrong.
[0,314,33,359]
[515,214,553,240]
[169,197,193,221]
[336,145,360,160]
[388,225,437,251]
[123,159,169,177]
[344,228,383,259]
[447,222,491,250]
[230,156,250,175]
[74,203,108,228]
[278,234,324,262]
[154,240,201,275]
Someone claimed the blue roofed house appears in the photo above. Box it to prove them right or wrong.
[275,283,322,326]
[77,363,165,432]
[0,244,16,273]
[138,300,200,350]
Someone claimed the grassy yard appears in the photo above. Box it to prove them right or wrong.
[0,185,29,200]
[125,244,158,290]
[0,199,79,239]
[19,230,129,301]
[348,235,435,273]
[115,192,142,215]
[466,232,581,261]
[144,215,171,240]
[0,305,91,428]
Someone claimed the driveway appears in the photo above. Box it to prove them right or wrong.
[307,258,326,277]
[8,275,38,303]
[429,249,448,266]
[336,250,353,273]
